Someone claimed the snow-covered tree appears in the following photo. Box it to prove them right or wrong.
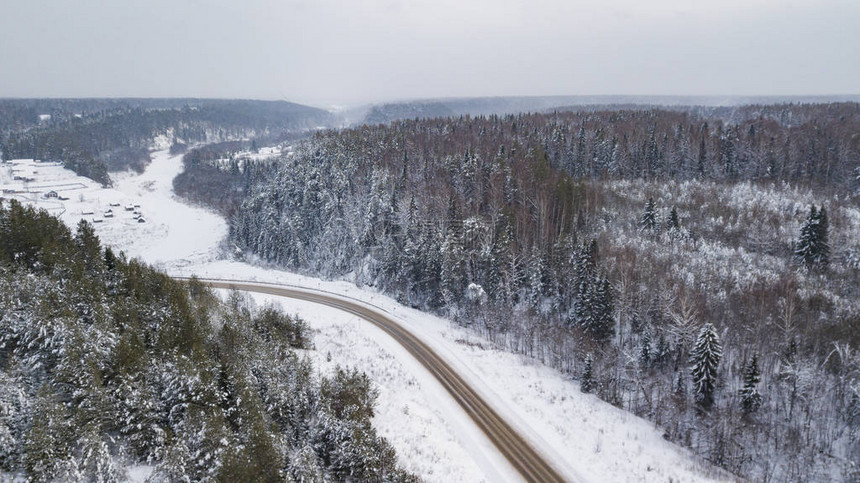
[794,204,830,269]
[581,354,594,393]
[640,197,658,231]
[638,332,652,371]
[739,354,762,415]
[568,239,615,343]
[666,206,680,231]
[690,323,722,409]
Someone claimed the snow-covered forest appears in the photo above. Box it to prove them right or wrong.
[0,99,333,185]
[215,103,860,481]
[0,200,415,481]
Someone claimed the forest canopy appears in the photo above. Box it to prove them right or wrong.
[0,200,413,482]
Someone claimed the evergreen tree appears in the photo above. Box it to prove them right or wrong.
[440,231,466,308]
[689,323,722,409]
[589,277,615,343]
[666,206,680,231]
[816,206,830,268]
[573,276,614,344]
[697,129,707,178]
[638,332,652,371]
[794,204,830,269]
[739,354,763,415]
[581,354,594,393]
[640,197,658,231]
[570,240,614,343]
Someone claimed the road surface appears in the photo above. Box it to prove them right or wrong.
[192,278,571,483]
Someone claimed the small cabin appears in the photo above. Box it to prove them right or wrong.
[91,218,104,223]
[82,210,94,215]
[137,217,146,223]
[109,202,121,207]
[44,190,59,199]
[104,209,114,218]
[124,204,135,211]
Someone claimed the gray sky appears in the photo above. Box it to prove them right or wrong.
[0,0,857,106]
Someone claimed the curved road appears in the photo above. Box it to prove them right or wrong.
[193,278,570,483]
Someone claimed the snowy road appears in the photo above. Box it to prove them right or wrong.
[187,278,574,483]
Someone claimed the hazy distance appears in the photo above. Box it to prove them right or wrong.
[1,0,858,107]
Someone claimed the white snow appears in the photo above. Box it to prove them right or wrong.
[126,465,154,482]
[1,151,728,482]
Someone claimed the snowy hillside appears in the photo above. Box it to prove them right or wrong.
[1,151,727,481]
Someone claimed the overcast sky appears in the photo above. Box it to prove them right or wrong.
[0,0,857,106]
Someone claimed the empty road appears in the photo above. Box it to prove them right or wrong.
[193,278,571,483]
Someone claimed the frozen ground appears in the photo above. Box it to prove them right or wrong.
[0,152,728,482]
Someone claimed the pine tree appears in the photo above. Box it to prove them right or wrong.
[739,354,763,415]
[573,275,614,344]
[689,323,722,409]
[794,204,830,269]
[640,197,658,231]
[666,206,680,231]
[581,354,594,393]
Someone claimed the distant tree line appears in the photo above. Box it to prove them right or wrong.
[0,99,334,185]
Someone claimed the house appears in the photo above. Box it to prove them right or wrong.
[137,217,146,223]
[124,204,135,211]
[104,209,114,218]
[109,202,121,207]
[82,210,94,215]
[92,217,103,223]
[44,190,59,199]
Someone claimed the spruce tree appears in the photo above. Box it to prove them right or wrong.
[640,197,658,231]
[690,323,722,409]
[666,206,680,231]
[794,204,830,270]
[574,274,614,344]
[739,354,763,415]
[581,354,594,393]
[592,277,615,342]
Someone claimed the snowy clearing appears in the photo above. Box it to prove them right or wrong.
[1,151,727,482]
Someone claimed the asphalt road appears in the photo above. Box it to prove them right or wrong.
[195,278,571,483]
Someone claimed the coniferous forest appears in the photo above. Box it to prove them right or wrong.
[210,103,860,481]
[0,201,414,481]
